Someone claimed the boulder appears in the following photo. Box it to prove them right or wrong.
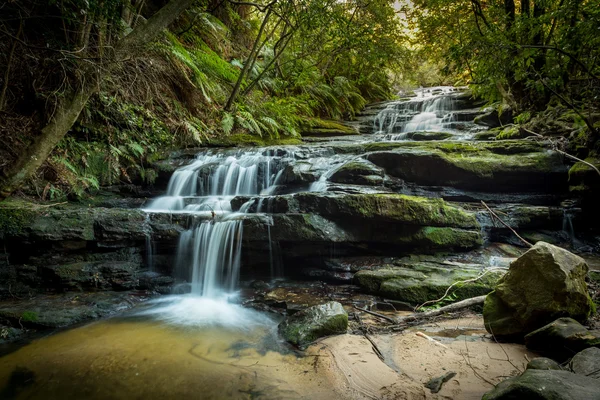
[278,301,348,347]
[526,358,563,371]
[482,369,600,400]
[328,160,384,186]
[524,318,600,361]
[571,347,600,379]
[474,108,513,128]
[483,242,595,338]
[363,140,567,193]
[354,263,503,304]
[404,131,453,141]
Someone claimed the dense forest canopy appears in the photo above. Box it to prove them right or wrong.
[0,0,598,199]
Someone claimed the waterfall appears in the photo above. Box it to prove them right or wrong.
[144,150,287,213]
[373,86,474,139]
[147,149,297,297]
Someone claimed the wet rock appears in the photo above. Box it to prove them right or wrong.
[278,301,348,347]
[482,369,600,400]
[474,108,513,128]
[40,261,140,291]
[404,131,453,141]
[364,140,567,193]
[0,324,25,344]
[328,160,384,186]
[425,371,456,393]
[137,271,175,294]
[483,242,595,338]
[0,291,150,328]
[571,347,600,379]
[355,262,503,304]
[526,358,563,371]
[292,193,479,228]
[524,318,600,362]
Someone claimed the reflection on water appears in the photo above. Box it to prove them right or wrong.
[0,296,334,400]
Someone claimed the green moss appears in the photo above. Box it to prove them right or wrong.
[208,133,302,147]
[495,126,521,140]
[356,264,503,304]
[21,311,38,322]
[301,118,357,136]
[0,204,38,238]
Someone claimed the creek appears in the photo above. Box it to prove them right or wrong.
[0,87,596,399]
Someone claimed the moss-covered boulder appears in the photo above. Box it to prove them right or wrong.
[363,140,567,192]
[354,263,503,304]
[278,301,348,347]
[404,131,453,141]
[292,193,479,228]
[301,119,358,137]
[483,242,595,338]
[482,369,600,400]
[523,318,600,361]
[328,160,384,185]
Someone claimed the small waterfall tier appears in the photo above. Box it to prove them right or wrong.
[373,86,486,140]
[145,149,292,214]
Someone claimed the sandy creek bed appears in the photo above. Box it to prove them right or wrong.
[0,298,536,400]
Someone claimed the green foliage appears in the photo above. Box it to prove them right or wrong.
[21,311,38,322]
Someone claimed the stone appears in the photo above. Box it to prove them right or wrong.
[483,242,595,338]
[328,160,384,186]
[482,369,600,400]
[278,301,348,347]
[474,108,513,128]
[571,347,600,379]
[354,263,503,304]
[404,131,453,141]
[363,140,567,193]
[40,261,140,291]
[524,318,600,361]
[526,358,563,371]
[425,371,456,393]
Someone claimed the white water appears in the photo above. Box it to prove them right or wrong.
[373,86,469,138]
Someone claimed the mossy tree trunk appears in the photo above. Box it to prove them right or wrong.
[0,0,196,199]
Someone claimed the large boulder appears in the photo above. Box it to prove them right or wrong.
[363,140,567,193]
[524,318,600,361]
[571,347,600,379]
[278,301,348,347]
[482,369,600,400]
[354,262,504,304]
[328,160,384,186]
[483,242,595,338]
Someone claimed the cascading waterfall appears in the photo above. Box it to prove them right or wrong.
[146,149,294,298]
[373,86,470,139]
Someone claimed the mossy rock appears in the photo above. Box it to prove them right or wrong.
[278,301,348,347]
[207,133,302,147]
[406,131,453,141]
[483,242,595,338]
[292,193,479,228]
[301,119,357,137]
[363,140,567,193]
[523,317,600,361]
[328,160,384,185]
[568,157,600,194]
[482,369,600,400]
[354,263,503,304]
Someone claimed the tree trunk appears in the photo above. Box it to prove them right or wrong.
[225,7,272,111]
[0,0,196,199]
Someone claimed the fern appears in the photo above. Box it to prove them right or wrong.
[221,112,235,135]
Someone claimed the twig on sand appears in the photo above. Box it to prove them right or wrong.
[353,305,396,324]
[481,201,533,247]
[355,311,386,362]
[415,331,449,349]
[394,295,486,326]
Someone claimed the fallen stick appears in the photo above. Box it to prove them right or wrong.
[416,331,449,349]
[481,201,533,248]
[394,295,486,325]
[353,305,396,324]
